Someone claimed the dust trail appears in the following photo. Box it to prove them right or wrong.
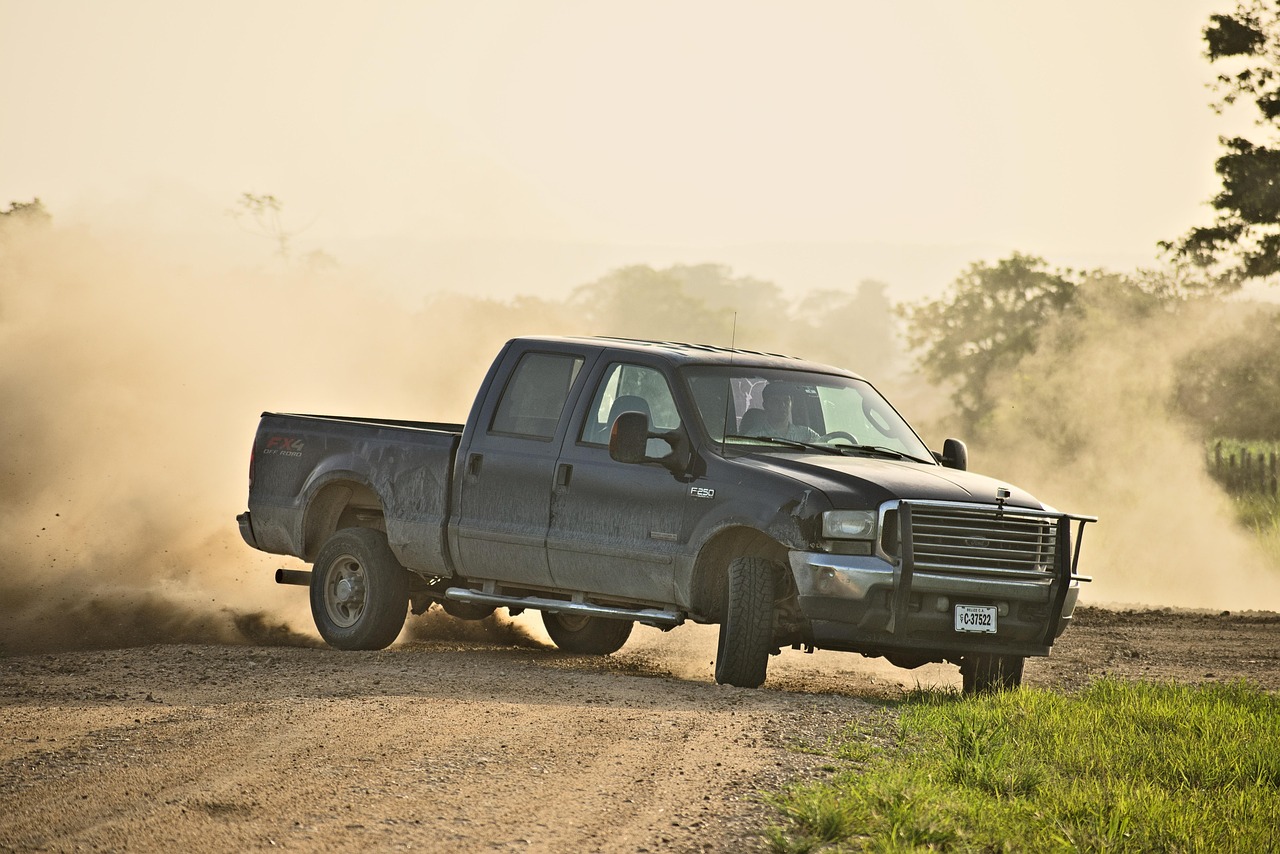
[965,281,1280,610]
[402,607,549,649]
[2,209,1275,661]
[0,214,566,656]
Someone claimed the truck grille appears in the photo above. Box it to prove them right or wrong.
[883,503,1060,579]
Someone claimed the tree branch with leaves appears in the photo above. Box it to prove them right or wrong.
[1165,1,1280,285]
[902,254,1080,434]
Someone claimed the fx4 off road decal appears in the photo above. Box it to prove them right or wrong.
[262,435,305,458]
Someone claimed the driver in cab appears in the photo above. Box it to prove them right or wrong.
[753,382,818,442]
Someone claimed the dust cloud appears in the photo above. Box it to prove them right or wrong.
[2,210,1276,659]
[0,213,568,656]
[963,280,1280,611]
[403,608,549,649]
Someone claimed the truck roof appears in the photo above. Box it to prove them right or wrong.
[515,336,865,379]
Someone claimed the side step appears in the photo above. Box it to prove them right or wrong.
[443,587,684,628]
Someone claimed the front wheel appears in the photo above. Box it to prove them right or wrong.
[541,612,633,654]
[714,557,780,688]
[960,654,1024,694]
[310,528,410,650]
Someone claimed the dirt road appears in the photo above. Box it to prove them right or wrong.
[2,607,1277,852]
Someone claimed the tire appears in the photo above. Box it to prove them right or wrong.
[310,527,410,650]
[714,556,780,688]
[541,612,633,654]
[537,614,632,655]
[960,654,1025,695]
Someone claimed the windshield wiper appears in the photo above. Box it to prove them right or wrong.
[724,434,932,463]
[836,444,933,464]
[723,434,844,455]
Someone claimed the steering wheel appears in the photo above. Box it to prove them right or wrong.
[862,399,895,438]
[818,431,857,446]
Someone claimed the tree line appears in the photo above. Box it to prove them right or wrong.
[7,2,1277,445]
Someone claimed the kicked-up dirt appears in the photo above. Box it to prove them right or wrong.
[2,606,1278,852]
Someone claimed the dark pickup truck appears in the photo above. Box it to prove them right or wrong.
[238,336,1094,693]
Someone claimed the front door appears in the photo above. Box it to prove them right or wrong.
[547,361,688,605]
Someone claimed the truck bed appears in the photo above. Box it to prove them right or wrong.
[245,412,463,575]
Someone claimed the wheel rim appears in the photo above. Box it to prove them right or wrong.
[323,553,367,628]
[552,613,590,632]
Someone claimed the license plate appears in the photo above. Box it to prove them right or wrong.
[955,604,997,634]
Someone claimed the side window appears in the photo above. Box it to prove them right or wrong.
[490,352,584,439]
[580,363,681,453]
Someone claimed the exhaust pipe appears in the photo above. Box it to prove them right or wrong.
[275,568,312,586]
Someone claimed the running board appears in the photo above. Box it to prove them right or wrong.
[442,587,684,628]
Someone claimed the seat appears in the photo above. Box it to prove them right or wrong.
[737,407,769,436]
[607,394,652,427]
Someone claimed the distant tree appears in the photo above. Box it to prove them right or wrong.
[571,264,756,344]
[1175,305,1280,440]
[902,254,1079,433]
[229,193,302,260]
[791,279,896,373]
[570,264,902,373]
[1165,1,1280,285]
[0,198,51,225]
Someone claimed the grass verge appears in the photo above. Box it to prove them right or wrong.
[1232,492,1280,570]
[1206,439,1280,569]
[767,680,1280,852]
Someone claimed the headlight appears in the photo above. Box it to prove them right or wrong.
[822,509,877,540]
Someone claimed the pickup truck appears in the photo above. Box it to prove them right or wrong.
[238,336,1094,693]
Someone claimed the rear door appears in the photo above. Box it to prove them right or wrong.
[450,347,594,587]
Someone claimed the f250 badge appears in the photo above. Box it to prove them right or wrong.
[689,486,715,500]
[263,435,305,458]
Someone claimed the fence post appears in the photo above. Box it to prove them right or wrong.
[1207,445,1280,498]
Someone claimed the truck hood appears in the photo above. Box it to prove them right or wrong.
[739,452,1046,511]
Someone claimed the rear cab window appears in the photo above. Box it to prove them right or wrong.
[490,351,585,440]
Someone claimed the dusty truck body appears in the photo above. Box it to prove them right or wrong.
[238,336,1095,692]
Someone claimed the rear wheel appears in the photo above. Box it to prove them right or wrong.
[960,654,1024,694]
[310,528,410,650]
[541,612,633,654]
[714,557,780,688]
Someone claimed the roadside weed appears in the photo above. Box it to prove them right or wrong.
[766,680,1280,851]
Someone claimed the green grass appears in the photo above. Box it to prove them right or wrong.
[1209,438,1280,460]
[766,680,1280,852]
[1207,439,1280,569]
[1233,492,1280,570]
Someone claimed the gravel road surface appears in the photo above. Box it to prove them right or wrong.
[3,606,1277,852]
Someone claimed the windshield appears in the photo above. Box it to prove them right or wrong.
[681,366,935,463]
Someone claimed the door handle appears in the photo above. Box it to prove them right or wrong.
[468,453,483,477]
[555,463,573,490]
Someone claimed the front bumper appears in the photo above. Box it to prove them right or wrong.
[789,550,1080,658]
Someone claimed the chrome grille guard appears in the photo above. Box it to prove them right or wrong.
[882,499,1096,644]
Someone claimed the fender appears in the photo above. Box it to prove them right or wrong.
[298,456,382,559]
[677,478,835,616]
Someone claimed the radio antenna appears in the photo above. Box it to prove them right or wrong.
[721,312,738,456]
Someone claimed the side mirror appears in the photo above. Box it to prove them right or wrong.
[609,410,650,464]
[941,438,968,471]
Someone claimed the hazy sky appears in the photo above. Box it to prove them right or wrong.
[0,1,1252,299]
